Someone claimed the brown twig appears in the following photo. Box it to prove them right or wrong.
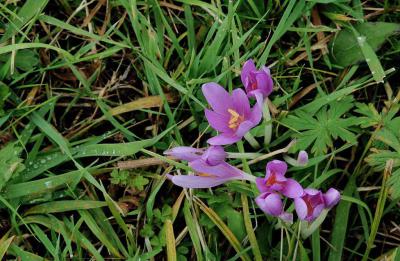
[117,156,176,169]
[289,77,332,109]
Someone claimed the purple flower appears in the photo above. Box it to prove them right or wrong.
[167,160,254,189]
[201,145,227,166]
[241,59,273,101]
[255,192,293,222]
[294,188,341,222]
[164,145,227,166]
[323,188,341,208]
[164,147,203,162]
[202,83,262,145]
[256,160,303,198]
[297,151,309,166]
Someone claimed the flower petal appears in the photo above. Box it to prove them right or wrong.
[255,192,283,216]
[323,188,341,208]
[297,150,309,166]
[235,120,255,137]
[164,146,203,162]
[201,145,227,166]
[256,177,269,193]
[190,161,243,179]
[278,212,293,223]
[310,204,325,221]
[253,91,264,108]
[261,66,271,75]
[294,198,308,220]
[304,188,320,196]
[249,102,262,126]
[207,133,241,145]
[168,175,226,188]
[266,160,288,177]
[281,178,304,198]
[205,109,231,132]
[202,83,232,113]
[231,88,251,117]
[255,71,273,97]
[241,59,256,86]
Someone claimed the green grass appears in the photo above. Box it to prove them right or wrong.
[1,0,400,260]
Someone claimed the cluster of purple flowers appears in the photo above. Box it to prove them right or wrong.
[164,60,340,223]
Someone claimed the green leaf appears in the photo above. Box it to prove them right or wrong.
[130,175,149,191]
[331,22,400,67]
[0,0,49,43]
[25,200,107,215]
[0,49,39,71]
[0,83,9,116]
[282,96,359,155]
[328,177,356,261]
[0,142,24,191]
[140,223,155,238]
[389,168,400,199]
[110,170,129,185]
[0,235,14,260]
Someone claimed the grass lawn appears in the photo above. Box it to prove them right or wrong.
[0,0,400,260]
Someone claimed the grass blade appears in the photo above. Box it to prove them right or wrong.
[165,219,177,261]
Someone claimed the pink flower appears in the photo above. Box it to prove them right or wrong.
[167,160,254,189]
[294,188,340,222]
[164,145,227,166]
[255,192,293,222]
[297,150,309,166]
[241,59,273,102]
[202,83,262,145]
[255,160,303,198]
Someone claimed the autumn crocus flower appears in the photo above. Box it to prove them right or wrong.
[202,83,262,145]
[241,59,273,102]
[255,192,293,222]
[167,160,255,189]
[294,188,341,222]
[164,145,227,166]
[297,151,309,166]
[256,160,303,198]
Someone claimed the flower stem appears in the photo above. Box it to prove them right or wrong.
[292,222,302,261]
[362,160,392,261]
[244,132,260,149]
[227,152,263,159]
[300,209,328,239]
[263,98,272,147]
[283,155,300,167]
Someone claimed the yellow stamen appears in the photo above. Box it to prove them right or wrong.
[227,108,244,130]
[198,173,216,178]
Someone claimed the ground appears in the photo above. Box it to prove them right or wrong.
[0,1,400,260]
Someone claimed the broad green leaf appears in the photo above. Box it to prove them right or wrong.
[0,142,24,191]
[25,200,107,215]
[0,49,39,71]
[7,244,44,261]
[282,96,359,155]
[355,33,385,83]
[331,22,400,67]
[4,169,81,199]
[389,168,400,198]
